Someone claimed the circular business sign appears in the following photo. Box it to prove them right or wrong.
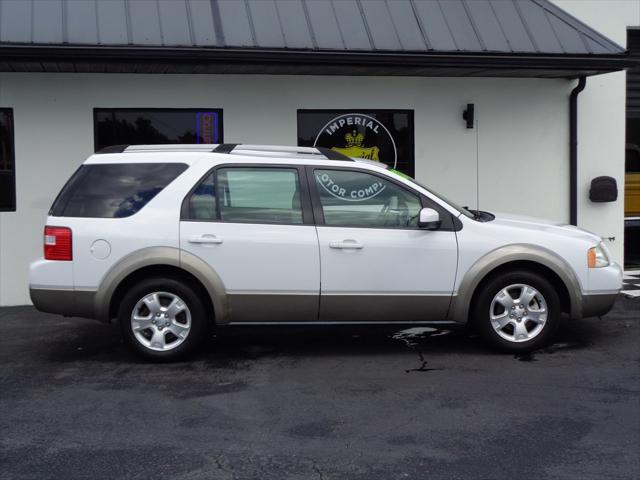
[313,113,398,169]
[315,171,386,202]
[313,113,396,202]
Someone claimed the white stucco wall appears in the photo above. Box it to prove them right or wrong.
[0,0,635,306]
[554,0,639,261]
[0,73,571,305]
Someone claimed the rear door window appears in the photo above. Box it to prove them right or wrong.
[50,163,187,218]
[216,167,303,224]
[186,172,216,220]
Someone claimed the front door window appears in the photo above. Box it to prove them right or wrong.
[313,169,422,229]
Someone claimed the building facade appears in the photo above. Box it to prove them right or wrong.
[0,0,638,306]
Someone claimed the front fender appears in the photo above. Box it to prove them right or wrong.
[448,244,583,323]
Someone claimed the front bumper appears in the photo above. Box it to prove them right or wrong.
[578,262,622,318]
[580,292,619,318]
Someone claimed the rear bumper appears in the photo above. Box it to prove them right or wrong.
[580,292,619,318]
[29,257,99,321]
[29,287,97,320]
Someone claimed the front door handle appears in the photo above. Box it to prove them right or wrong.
[188,234,223,245]
[329,239,363,250]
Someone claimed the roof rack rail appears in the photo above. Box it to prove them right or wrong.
[99,145,218,153]
[125,145,217,152]
[95,144,356,162]
[212,144,354,162]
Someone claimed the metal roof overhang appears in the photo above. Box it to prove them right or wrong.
[0,45,632,79]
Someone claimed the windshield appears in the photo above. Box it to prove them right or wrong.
[387,169,476,219]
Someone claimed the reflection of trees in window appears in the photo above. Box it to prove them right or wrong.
[94,109,222,151]
[178,131,199,143]
[96,116,170,148]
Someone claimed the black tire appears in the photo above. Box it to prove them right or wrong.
[118,277,210,361]
[472,270,561,353]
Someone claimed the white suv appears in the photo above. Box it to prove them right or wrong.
[30,144,622,360]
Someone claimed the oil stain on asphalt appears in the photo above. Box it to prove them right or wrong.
[391,327,452,373]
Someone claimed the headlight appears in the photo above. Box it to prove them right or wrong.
[587,243,609,268]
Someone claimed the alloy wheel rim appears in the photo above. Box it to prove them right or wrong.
[130,291,192,351]
[489,283,548,343]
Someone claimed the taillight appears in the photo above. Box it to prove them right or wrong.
[44,226,72,261]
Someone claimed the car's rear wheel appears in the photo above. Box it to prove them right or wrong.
[473,270,561,352]
[118,278,209,361]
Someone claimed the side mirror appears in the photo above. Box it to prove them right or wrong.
[418,207,440,229]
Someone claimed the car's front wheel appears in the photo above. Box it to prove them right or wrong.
[473,270,561,352]
[118,278,209,361]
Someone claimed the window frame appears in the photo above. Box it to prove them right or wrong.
[181,163,315,226]
[0,108,16,212]
[93,108,224,152]
[306,166,457,231]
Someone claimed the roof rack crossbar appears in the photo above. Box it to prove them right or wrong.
[316,147,352,161]
[212,143,239,153]
[96,144,130,154]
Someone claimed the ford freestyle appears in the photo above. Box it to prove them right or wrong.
[29,144,622,360]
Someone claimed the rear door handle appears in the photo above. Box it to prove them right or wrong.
[188,234,223,245]
[329,240,363,250]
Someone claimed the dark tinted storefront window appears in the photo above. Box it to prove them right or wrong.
[50,163,187,218]
[0,109,15,211]
[297,110,415,177]
[94,109,223,151]
[626,29,640,267]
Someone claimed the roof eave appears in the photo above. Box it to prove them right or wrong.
[0,44,633,79]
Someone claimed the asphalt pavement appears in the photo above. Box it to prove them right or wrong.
[1,298,638,479]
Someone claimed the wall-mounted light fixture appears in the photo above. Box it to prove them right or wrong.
[463,103,474,129]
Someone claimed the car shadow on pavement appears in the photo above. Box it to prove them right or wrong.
[39,318,596,367]
[4,296,636,367]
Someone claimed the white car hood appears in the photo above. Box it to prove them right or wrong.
[487,211,602,243]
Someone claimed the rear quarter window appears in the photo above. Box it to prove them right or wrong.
[50,163,187,218]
